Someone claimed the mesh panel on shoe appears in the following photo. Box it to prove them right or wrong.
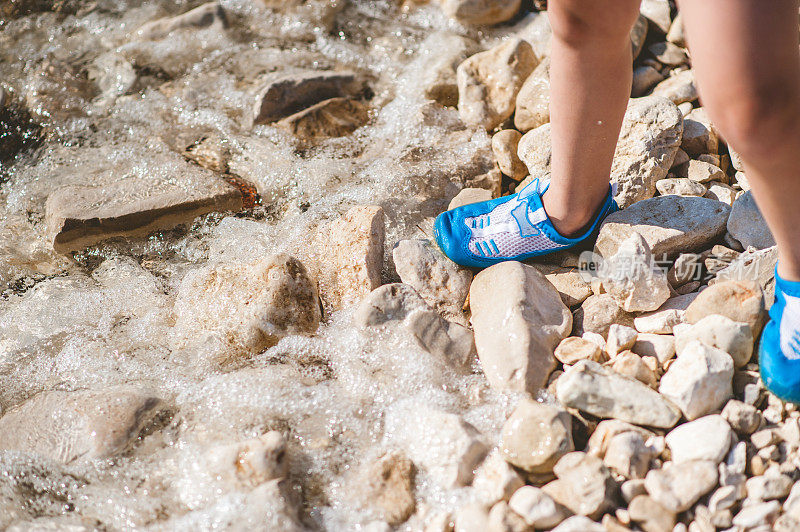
[469,231,564,257]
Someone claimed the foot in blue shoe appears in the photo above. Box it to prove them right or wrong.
[759,268,800,403]
[433,178,618,268]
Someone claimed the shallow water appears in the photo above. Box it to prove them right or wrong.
[0,0,549,529]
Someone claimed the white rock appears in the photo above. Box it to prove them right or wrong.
[499,398,573,474]
[746,473,794,501]
[454,503,490,532]
[708,485,742,513]
[640,0,671,33]
[658,341,734,420]
[508,486,567,529]
[783,481,800,520]
[441,0,521,26]
[610,351,659,388]
[557,360,681,428]
[408,32,478,107]
[727,191,776,250]
[644,460,718,513]
[705,182,738,206]
[554,336,605,364]
[634,292,699,335]
[517,122,552,180]
[633,333,676,364]
[601,233,671,312]
[628,494,677,532]
[551,452,616,519]
[732,501,781,529]
[487,501,530,532]
[573,294,636,338]
[386,406,487,488]
[721,400,762,434]
[604,431,656,479]
[674,315,753,368]
[514,57,550,132]
[473,450,525,504]
[392,239,472,320]
[550,516,605,532]
[457,38,537,130]
[586,419,655,458]
[665,415,733,464]
[470,261,571,393]
[656,177,707,197]
[135,2,226,40]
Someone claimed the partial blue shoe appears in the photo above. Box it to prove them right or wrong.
[759,268,800,403]
[433,178,618,268]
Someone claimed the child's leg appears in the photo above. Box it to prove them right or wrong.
[544,0,641,236]
[678,0,800,281]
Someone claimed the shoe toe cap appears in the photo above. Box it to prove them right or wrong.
[759,321,800,403]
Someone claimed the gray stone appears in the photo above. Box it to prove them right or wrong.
[605,324,638,357]
[251,70,363,125]
[457,38,537,130]
[675,160,726,183]
[727,191,776,250]
[644,460,718,513]
[681,107,719,156]
[514,57,550,132]
[393,239,472,320]
[470,261,570,393]
[595,195,731,259]
[665,415,733,464]
[667,12,685,46]
[0,386,162,463]
[632,65,665,97]
[658,341,734,420]
[556,360,681,428]
[721,400,762,434]
[603,431,656,479]
[500,398,573,474]
[441,0,521,26]
[649,42,688,66]
[712,246,777,307]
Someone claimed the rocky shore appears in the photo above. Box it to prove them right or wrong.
[0,0,794,531]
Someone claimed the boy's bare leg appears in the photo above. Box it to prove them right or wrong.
[544,0,641,237]
[678,0,800,280]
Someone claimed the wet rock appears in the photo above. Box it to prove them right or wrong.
[355,284,476,369]
[681,108,719,156]
[457,38,537,130]
[665,415,733,464]
[514,57,550,132]
[674,315,753,368]
[492,130,527,180]
[316,205,385,309]
[508,486,567,529]
[0,386,162,463]
[252,71,363,125]
[674,160,725,184]
[554,336,605,365]
[732,500,780,529]
[556,360,681,428]
[746,473,794,501]
[595,195,731,259]
[499,398,573,474]
[721,400,762,434]
[649,42,688,66]
[470,261,570,393]
[441,0,521,26]
[183,132,230,173]
[473,449,525,504]
[644,460,718,513]
[684,280,766,334]
[610,96,684,208]
[603,431,656,479]
[172,255,320,359]
[136,2,226,40]
[549,452,615,519]
[517,122,552,180]
[632,66,665,97]
[88,52,137,102]
[633,333,675,364]
[412,32,478,107]
[25,60,95,123]
[449,187,493,209]
[387,406,487,488]
[487,501,530,532]
[392,239,472,320]
[652,69,697,105]
[727,191,776,250]
[277,97,369,139]
[363,452,416,525]
[550,515,605,532]
[658,341,734,420]
[601,232,671,312]
[656,178,707,197]
[45,162,243,254]
[572,294,635,338]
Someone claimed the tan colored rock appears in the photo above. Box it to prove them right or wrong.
[630,14,649,59]
[532,264,593,308]
[412,32,478,107]
[470,262,570,394]
[682,107,719,156]
[441,0,521,26]
[640,0,671,33]
[632,333,675,364]
[550,452,615,519]
[487,501,532,532]
[667,12,685,46]
[473,449,525,504]
[572,294,635,338]
[492,130,527,180]
[611,351,658,388]
[517,122,552,181]
[629,495,676,532]
[665,415,733,464]
[316,205,385,309]
[605,324,638,357]
[554,337,605,365]
[457,38,537,130]
[508,486,567,529]
[557,360,681,428]
[586,419,655,458]
[601,232,671,312]
[727,190,776,250]
[603,431,657,479]
[645,460,718,513]
[449,187,493,210]
[596,195,731,258]
[171,254,321,359]
[674,315,753,368]
[514,57,550,132]
[499,398,573,474]
[656,177,707,197]
[0,386,162,463]
[363,452,416,525]
[674,160,725,184]
[277,97,369,139]
[652,69,697,105]
[705,181,738,205]
[684,280,766,334]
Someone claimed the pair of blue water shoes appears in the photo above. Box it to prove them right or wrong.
[433,178,800,404]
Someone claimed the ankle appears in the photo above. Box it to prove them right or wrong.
[542,190,606,238]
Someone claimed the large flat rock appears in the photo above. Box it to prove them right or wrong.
[45,149,242,253]
[595,195,730,259]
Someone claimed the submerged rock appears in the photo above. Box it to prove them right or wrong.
[0,386,162,463]
[362,452,416,525]
[277,97,369,139]
[457,38,537,130]
[556,360,681,428]
[171,254,321,360]
[470,261,571,394]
